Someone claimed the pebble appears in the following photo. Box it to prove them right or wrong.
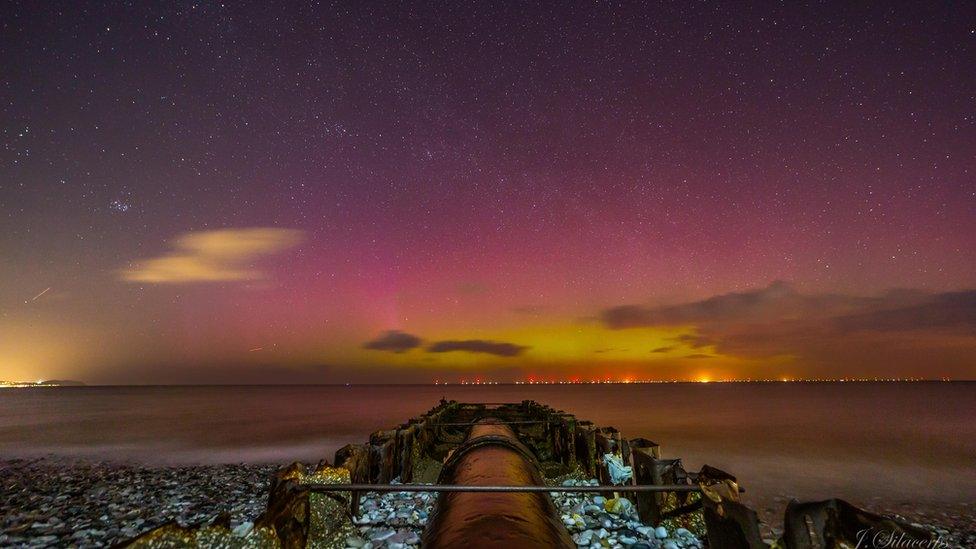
[0,457,276,547]
[574,529,594,545]
[369,528,396,541]
[232,521,253,537]
[551,476,700,549]
[4,460,965,548]
[349,478,429,547]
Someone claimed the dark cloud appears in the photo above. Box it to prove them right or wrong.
[601,282,976,374]
[363,330,422,353]
[672,334,712,348]
[427,339,529,357]
[651,346,676,353]
[601,281,844,328]
[601,282,975,335]
[832,290,976,333]
[683,354,713,359]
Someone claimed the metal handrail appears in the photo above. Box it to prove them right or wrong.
[304,483,703,493]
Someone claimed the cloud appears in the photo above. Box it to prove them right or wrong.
[672,333,712,348]
[427,339,529,357]
[601,281,837,328]
[832,290,976,333]
[600,281,926,333]
[363,331,423,353]
[121,228,303,283]
[600,282,976,373]
[683,353,713,359]
[651,346,676,353]
[594,348,630,354]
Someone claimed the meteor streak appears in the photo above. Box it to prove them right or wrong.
[27,287,51,303]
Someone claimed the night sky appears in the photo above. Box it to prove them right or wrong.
[2,2,974,383]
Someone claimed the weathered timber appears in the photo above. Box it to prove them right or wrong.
[698,470,766,549]
[781,498,933,549]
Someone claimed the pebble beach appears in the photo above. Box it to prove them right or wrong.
[2,458,973,548]
[0,459,276,547]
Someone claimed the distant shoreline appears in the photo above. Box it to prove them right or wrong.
[2,379,972,388]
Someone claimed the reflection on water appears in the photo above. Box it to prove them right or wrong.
[1,383,973,504]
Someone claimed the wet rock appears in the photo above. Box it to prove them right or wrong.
[574,528,595,545]
[232,521,253,536]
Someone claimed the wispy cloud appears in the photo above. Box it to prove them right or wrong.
[363,331,423,353]
[427,339,529,357]
[121,228,303,283]
[600,282,976,372]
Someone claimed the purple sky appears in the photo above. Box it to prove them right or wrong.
[1,2,974,383]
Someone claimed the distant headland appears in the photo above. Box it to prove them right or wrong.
[0,379,86,388]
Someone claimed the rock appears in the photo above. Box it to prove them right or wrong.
[655,526,668,539]
[369,528,396,541]
[620,535,638,545]
[605,497,634,515]
[346,535,367,548]
[663,542,679,549]
[574,529,595,545]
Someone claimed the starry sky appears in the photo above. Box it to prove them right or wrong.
[1,2,974,384]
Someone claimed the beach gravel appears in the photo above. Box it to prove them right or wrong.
[2,458,973,548]
[0,458,277,547]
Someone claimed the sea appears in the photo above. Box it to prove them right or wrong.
[1,382,973,510]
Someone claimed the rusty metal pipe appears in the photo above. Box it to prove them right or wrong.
[421,419,575,548]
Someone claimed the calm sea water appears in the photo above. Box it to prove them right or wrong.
[1,383,973,507]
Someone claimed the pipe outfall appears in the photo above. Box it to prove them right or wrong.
[422,418,575,548]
